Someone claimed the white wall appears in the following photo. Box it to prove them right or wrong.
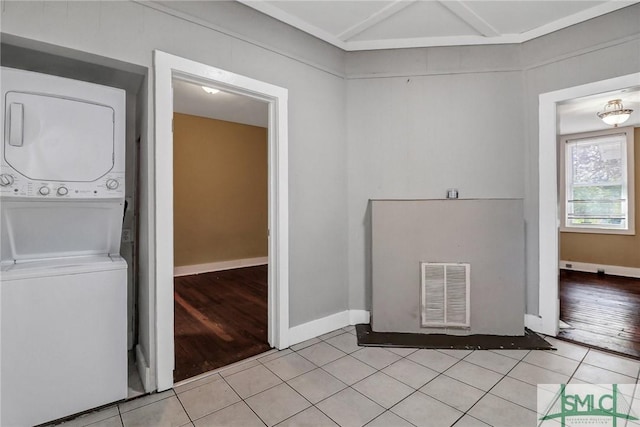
[0,0,349,374]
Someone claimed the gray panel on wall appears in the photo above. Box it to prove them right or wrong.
[371,199,525,336]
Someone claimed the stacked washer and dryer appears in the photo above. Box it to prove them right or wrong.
[1,67,128,426]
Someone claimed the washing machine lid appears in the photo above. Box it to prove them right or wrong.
[1,255,126,280]
[0,200,124,262]
[4,91,115,182]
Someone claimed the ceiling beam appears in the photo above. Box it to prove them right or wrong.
[238,0,347,49]
[438,0,499,38]
[338,1,416,41]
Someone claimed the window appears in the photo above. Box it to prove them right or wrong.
[560,126,635,235]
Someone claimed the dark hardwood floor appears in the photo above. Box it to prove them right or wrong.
[174,265,271,382]
[558,269,640,359]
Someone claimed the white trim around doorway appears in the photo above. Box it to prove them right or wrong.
[154,50,289,392]
[537,72,640,337]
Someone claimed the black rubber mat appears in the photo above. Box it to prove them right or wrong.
[356,324,554,350]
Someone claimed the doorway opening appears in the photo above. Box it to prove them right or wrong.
[154,51,289,391]
[554,91,640,358]
[172,80,272,381]
[557,270,640,358]
[538,72,640,357]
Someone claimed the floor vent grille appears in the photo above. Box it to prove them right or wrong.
[420,262,470,328]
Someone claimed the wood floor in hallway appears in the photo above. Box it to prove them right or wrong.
[174,265,271,382]
[558,269,640,359]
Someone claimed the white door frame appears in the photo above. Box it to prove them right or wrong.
[537,72,640,337]
[153,50,289,391]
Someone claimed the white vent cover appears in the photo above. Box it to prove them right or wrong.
[420,262,470,328]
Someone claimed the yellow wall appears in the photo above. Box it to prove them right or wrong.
[173,113,267,267]
[560,127,640,268]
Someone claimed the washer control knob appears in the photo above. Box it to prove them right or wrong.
[0,174,14,187]
[106,179,119,190]
[39,186,50,196]
[57,187,69,196]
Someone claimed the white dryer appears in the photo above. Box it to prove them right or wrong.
[0,67,128,427]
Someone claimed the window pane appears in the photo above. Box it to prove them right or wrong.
[568,184,624,227]
[570,138,623,186]
[564,131,630,231]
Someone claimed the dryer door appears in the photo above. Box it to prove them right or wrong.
[4,92,114,182]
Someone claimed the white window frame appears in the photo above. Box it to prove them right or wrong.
[559,126,635,235]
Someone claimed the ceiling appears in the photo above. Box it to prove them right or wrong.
[170,1,640,128]
[173,79,268,128]
[239,0,638,51]
[558,88,640,135]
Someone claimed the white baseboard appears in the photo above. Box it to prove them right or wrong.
[288,311,349,346]
[174,257,268,277]
[560,260,640,278]
[136,344,153,393]
[524,314,543,333]
[349,310,370,325]
[288,309,372,346]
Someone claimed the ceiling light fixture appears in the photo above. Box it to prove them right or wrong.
[597,99,633,127]
[202,86,220,95]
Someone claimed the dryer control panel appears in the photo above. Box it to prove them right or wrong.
[0,172,125,199]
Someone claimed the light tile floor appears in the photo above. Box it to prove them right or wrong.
[53,329,640,427]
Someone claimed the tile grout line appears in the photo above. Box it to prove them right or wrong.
[534,349,592,427]
[289,339,421,426]
[219,375,268,427]
[312,375,410,423]
[565,346,590,384]
[117,390,176,416]
[227,352,325,425]
[173,388,194,425]
[175,371,267,424]
[249,345,393,427]
[117,403,125,427]
[162,332,575,425]
[294,343,350,368]
[455,350,538,425]
[457,350,530,377]
[366,351,474,426]
[132,329,637,427]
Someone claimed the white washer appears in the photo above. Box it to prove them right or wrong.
[0,67,128,427]
[1,257,127,427]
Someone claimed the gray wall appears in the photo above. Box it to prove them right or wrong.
[346,5,640,315]
[346,45,525,313]
[1,0,639,349]
[371,199,524,336]
[520,9,640,313]
[0,0,349,369]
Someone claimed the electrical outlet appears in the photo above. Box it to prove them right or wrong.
[122,229,132,243]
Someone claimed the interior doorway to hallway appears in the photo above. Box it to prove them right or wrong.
[171,81,271,381]
[153,51,290,391]
[537,72,640,346]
